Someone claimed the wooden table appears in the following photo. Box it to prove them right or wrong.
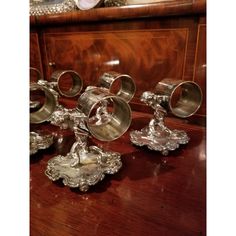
[30,112,206,236]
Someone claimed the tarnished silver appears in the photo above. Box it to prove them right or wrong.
[30,131,54,155]
[45,127,122,191]
[130,79,202,155]
[50,70,83,97]
[78,86,132,141]
[30,0,77,16]
[99,71,136,102]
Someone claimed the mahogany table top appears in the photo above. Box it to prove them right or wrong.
[30,112,206,236]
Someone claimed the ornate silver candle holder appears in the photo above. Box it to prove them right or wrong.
[130,79,202,155]
[30,70,135,191]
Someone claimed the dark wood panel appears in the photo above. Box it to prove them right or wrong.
[44,29,188,105]
[30,111,206,236]
[30,32,43,79]
[31,6,206,116]
[30,0,206,26]
[193,24,206,116]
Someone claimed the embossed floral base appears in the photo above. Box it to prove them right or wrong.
[30,132,54,155]
[130,126,189,156]
[45,147,122,192]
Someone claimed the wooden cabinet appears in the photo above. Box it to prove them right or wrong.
[31,0,206,116]
[30,2,206,235]
[193,23,206,116]
[30,32,43,78]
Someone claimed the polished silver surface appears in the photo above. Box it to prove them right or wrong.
[78,87,132,141]
[49,105,88,131]
[30,70,134,190]
[155,79,202,118]
[30,83,58,124]
[50,70,83,97]
[99,71,136,102]
[130,79,202,155]
[30,0,76,16]
[45,128,122,191]
[30,67,42,83]
[30,131,54,155]
[74,0,103,10]
[46,83,132,189]
[130,127,189,156]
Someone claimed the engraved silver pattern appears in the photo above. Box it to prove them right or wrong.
[30,0,77,16]
[45,129,122,191]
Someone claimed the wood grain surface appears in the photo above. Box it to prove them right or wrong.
[30,111,206,236]
[30,0,206,26]
[30,2,206,116]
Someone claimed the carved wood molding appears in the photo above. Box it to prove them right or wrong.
[30,0,206,26]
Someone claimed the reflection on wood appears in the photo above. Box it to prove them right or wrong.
[30,111,206,236]
[44,29,188,105]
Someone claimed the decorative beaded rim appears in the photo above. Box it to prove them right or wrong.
[30,0,77,16]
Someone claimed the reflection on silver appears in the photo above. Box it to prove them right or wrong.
[45,128,122,191]
[130,79,202,155]
[155,79,202,118]
[30,70,134,191]
[30,0,76,16]
[30,100,41,109]
[78,87,132,141]
[130,91,189,155]
[50,70,83,97]
[99,71,136,102]
[74,0,103,10]
[30,132,54,155]
[49,105,88,131]
[30,67,42,83]
[30,69,83,124]
[45,84,132,191]
[30,82,58,124]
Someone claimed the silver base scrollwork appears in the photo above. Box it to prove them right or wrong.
[30,132,54,155]
[130,127,189,156]
[45,127,122,191]
[45,133,122,191]
[130,90,191,155]
[30,70,135,191]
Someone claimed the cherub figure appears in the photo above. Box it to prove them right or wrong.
[89,99,111,125]
[140,91,172,137]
